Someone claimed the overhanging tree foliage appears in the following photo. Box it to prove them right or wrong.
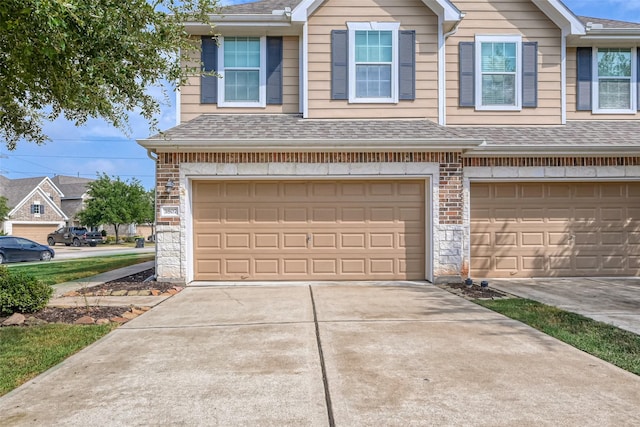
[78,174,153,243]
[0,0,220,149]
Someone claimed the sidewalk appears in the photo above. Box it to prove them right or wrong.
[49,261,170,308]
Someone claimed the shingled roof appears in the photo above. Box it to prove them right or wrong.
[579,16,640,30]
[140,114,640,155]
[0,176,49,208]
[223,0,302,14]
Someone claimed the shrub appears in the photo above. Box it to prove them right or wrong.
[0,266,53,315]
[101,229,107,237]
[105,236,116,244]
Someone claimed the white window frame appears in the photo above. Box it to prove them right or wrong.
[217,36,267,108]
[592,47,637,114]
[475,35,522,111]
[347,22,400,104]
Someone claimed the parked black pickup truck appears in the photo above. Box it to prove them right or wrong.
[47,227,103,247]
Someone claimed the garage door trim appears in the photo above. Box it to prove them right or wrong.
[186,175,433,283]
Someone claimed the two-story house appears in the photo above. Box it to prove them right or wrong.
[139,0,640,284]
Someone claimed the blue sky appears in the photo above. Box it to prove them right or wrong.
[1,0,638,191]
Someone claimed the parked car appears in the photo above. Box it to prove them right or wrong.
[0,236,55,264]
[47,227,103,247]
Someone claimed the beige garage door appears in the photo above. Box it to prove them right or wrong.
[471,182,640,278]
[193,180,426,281]
[11,224,54,244]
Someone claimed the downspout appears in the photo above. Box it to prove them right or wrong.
[146,148,159,280]
[439,17,463,126]
[561,28,567,124]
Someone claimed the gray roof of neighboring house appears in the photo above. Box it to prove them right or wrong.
[60,199,84,219]
[0,176,49,209]
[142,115,640,154]
[51,175,93,200]
[578,16,640,29]
[224,0,302,14]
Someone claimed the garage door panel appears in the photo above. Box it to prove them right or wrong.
[194,180,426,281]
[472,182,640,277]
[11,224,56,244]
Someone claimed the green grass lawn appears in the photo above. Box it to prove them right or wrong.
[0,323,117,396]
[6,253,155,285]
[475,298,640,375]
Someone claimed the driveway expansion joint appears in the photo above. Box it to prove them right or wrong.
[309,285,335,427]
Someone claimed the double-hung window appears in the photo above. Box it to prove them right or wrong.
[348,22,400,103]
[475,35,522,110]
[218,36,266,107]
[593,48,636,113]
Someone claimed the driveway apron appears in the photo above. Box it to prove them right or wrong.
[1,283,639,426]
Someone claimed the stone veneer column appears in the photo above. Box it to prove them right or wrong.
[433,153,465,283]
[155,153,185,283]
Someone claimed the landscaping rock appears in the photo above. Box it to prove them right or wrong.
[110,316,128,324]
[75,316,95,325]
[121,311,138,320]
[96,318,111,325]
[25,316,48,326]
[2,313,26,326]
[63,291,81,297]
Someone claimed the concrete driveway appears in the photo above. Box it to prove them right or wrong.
[490,277,640,335]
[1,283,639,426]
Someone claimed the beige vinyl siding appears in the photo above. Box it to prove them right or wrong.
[446,0,562,125]
[306,0,439,120]
[566,47,640,120]
[180,36,300,123]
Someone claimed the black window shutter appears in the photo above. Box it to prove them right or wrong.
[459,42,475,107]
[331,30,349,100]
[30,204,35,214]
[576,47,592,111]
[522,42,538,108]
[40,205,45,214]
[398,30,416,100]
[201,36,218,104]
[266,37,283,105]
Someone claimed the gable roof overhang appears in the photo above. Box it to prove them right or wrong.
[531,0,586,36]
[291,0,463,27]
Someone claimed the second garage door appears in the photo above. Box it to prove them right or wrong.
[471,182,640,278]
[193,180,426,281]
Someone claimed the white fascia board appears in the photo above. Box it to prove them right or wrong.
[532,0,586,35]
[139,138,485,153]
[422,0,463,23]
[291,0,323,22]
[291,0,461,23]
[40,177,65,197]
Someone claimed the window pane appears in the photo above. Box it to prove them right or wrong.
[355,64,392,98]
[225,70,260,102]
[482,75,516,106]
[355,30,392,63]
[224,37,260,68]
[599,78,631,109]
[481,42,517,73]
[598,48,631,77]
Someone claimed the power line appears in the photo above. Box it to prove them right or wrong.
[1,153,149,160]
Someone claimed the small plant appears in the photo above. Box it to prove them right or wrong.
[101,229,107,237]
[0,266,53,315]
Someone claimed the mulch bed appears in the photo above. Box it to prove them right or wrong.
[1,267,176,326]
[437,282,511,300]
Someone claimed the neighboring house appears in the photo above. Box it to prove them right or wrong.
[0,175,68,243]
[50,175,95,227]
[139,0,640,284]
